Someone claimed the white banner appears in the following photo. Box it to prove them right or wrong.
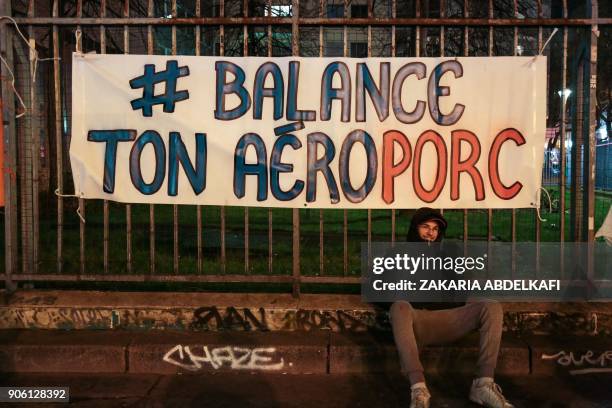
[71,54,546,209]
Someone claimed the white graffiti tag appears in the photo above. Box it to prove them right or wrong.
[541,350,612,375]
[163,344,285,371]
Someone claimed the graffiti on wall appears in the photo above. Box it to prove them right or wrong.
[541,350,612,375]
[163,344,285,371]
[1,303,389,332]
[188,306,387,332]
[190,307,269,331]
[2,308,111,329]
[280,309,386,331]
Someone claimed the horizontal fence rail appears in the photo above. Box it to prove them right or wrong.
[10,17,612,25]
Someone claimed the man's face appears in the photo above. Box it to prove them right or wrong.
[417,220,440,242]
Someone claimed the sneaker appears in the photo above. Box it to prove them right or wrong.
[410,386,431,408]
[469,380,515,408]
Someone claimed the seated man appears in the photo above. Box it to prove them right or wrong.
[390,207,513,408]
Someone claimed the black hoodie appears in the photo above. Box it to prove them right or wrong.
[406,208,464,307]
[373,208,463,312]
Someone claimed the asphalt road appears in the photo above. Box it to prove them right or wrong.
[1,372,611,407]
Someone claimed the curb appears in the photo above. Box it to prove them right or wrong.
[0,330,534,375]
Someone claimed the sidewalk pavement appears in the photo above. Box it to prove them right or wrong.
[2,372,611,407]
[1,329,611,377]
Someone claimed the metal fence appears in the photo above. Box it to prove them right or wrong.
[0,0,610,296]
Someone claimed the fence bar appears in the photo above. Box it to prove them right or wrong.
[268,208,273,273]
[268,6,276,274]
[76,0,85,278]
[220,206,226,272]
[173,206,179,274]
[367,0,372,260]
[465,3,469,62]
[195,0,201,52]
[415,0,420,56]
[440,0,445,55]
[559,6,568,277]
[292,0,301,297]
[27,0,39,275]
[245,208,249,273]
[124,0,132,275]
[511,0,518,276]
[147,0,155,276]
[100,0,110,275]
[390,0,396,243]
[367,0,373,55]
[488,0,493,54]
[244,8,249,275]
[571,61,584,241]
[460,0,468,243]
[318,209,323,274]
[219,0,225,55]
[195,0,203,275]
[586,1,597,243]
[487,0,493,244]
[317,2,324,274]
[343,210,348,276]
[52,0,63,274]
[536,1,543,246]
[292,207,300,296]
[1,0,19,290]
[149,201,164,285]
[219,0,226,274]
[171,0,179,275]
[535,5,544,275]
[343,2,348,277]
[560,0,568,243]
[586,0,598,293]
[319,26,323,57]
[244,24,249,55]
[267,24,273,57]
[391,209,396,243]
[197,203,203,273]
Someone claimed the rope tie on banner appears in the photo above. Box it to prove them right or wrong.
[54,189,86,224]
[529,28,558,65]
[539,28,558,55]
[0,16,61,118]
[75,28,82,54]
[0,53,26,118]
[534,187,553,222]
[76,207,86,224]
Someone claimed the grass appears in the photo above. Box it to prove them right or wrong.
[28,189,612,270]
[0,188,609,292]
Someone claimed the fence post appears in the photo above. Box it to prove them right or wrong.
[586,0,599,297]
[586,0,598,243]
[0,0,20,291]
[291,0,301,298]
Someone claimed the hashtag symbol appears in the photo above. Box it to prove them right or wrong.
[129,60,190,117]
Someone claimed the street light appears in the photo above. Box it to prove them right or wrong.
[558,88,572,131]
[558,88,572,100]
[549,89,572,150]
